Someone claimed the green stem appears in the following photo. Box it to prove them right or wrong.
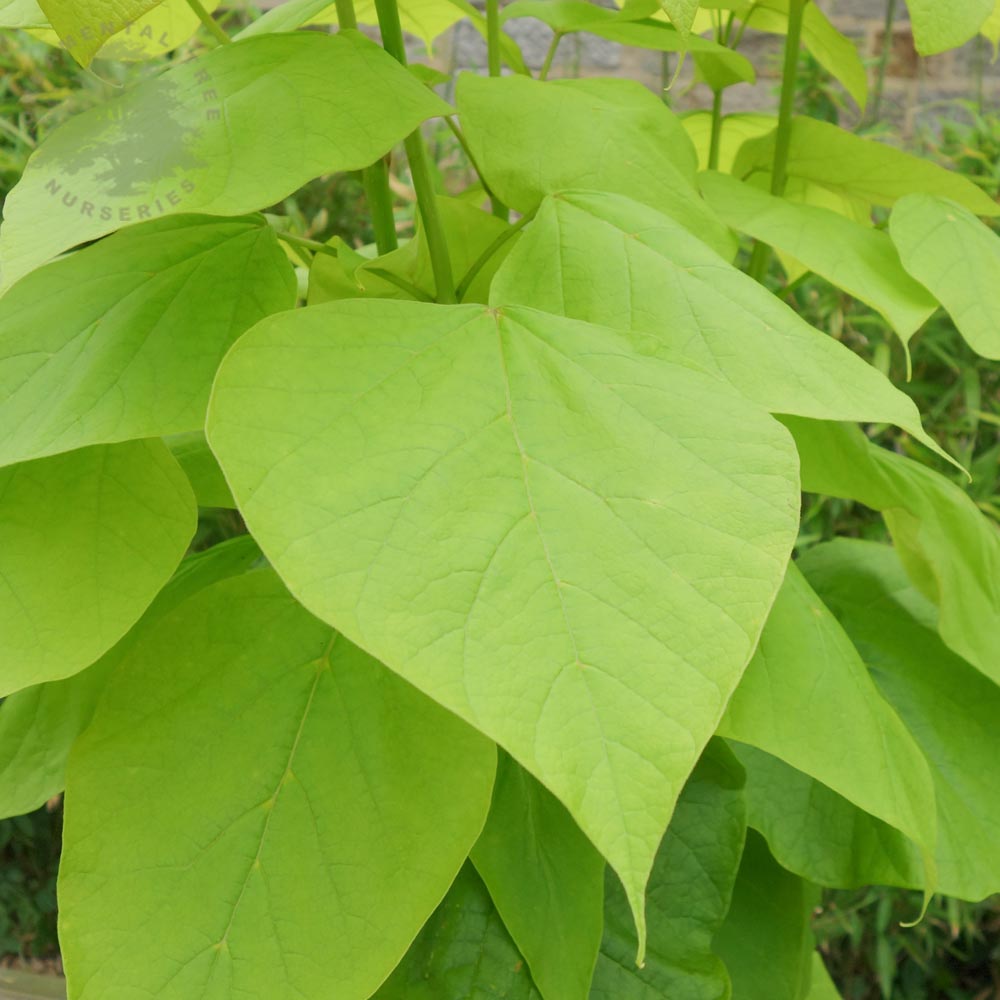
[870,0,897,123]
[374,0,456,302]
[277,232,340,259]
[456,207,536,301]
[363,157,399,254]
[334,0,358,28]
[183,0,231,45]
[660,52,672,105]
[708,89,724,170]
[446,116,509,220]
[336,0,397,253]
[748,0,806,282]
[486,0,502,76]
[539,32,562,80]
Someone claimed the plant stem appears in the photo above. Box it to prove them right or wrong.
[446,116,508,221]
[539,32,562,80]
[183,0,231,45]
[374,0,457,302]
[456,207,536,301]
[748,0,806,283]
[334,0,358,28]
[870,0,897,124]
[334,0,398,252]
[708,89,724,170]
[277,232,340,259]
[486,0,502,76]
[364,157,400,254]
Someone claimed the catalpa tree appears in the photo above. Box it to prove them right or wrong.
[1,0,999,997]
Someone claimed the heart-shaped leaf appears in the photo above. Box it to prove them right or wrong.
[60,569,496,1000]
[207,298,800,955]
[0,31,449,286]
[0,214,295,468]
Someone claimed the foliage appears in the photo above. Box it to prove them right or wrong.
[0,2,999,999]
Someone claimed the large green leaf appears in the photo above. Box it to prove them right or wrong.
[0,535,260,820]
[382,740,748,1000]
[701,172,938,347]
[31,0,222,61]
[890,194,1000,359]
[490,191,946,459]
[0,441,195,698]
[698,0,866,109]
[731,742,923,891]
[375,863,543,1000]
[590,741,748,1000]
[713,831,819,1000]
[471,754,604,1000]
[0,31,449,286]
[682,111,775,172]
[0,215,295,469]
[501,1,754,88]
[0,0,46,28]
[800,539,1000,901]
[907,0,994,54]
[805,955,842,1000]
[60,569,496,1000]
[37,0,162,62]
[718,564,937,886]
[733,117,1000,217]
[207,298,800,956]
[456,74,735,257]
[785,418,1000,685]
[983,0,1000,53]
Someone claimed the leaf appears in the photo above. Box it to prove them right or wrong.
[713,831,819,1000]
[721,0,867,110]
[657,0,699,36]
[0,441,195,698]
[890,194,1000,359]
[0,0,47,28]
[983,0,1000,54]
[0,535,259,820]
[320,0,465,48]
[717,563,938,894]
[731,742,924,891]
[906,0,994,55]
[456,74,736,258]
[166,432,236,508]
[501,1,755,87]
[800,538,1000,901]
[784,418,1000,686]
[805,954,843,1000]
[37,0,163,63]
[590,741,748,1000]
[0,215,295,469]
[701,172,938,347]
[60,569,496,1000]
[733,116,1000,217]
[309,197,512,306]
[0,31,450,287]
[375,863,544,1000]
[471,754,604,1000]
[490,191,947,461]
[207,298,800,957]
[682,110,776,172]
[31,0,222,61]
